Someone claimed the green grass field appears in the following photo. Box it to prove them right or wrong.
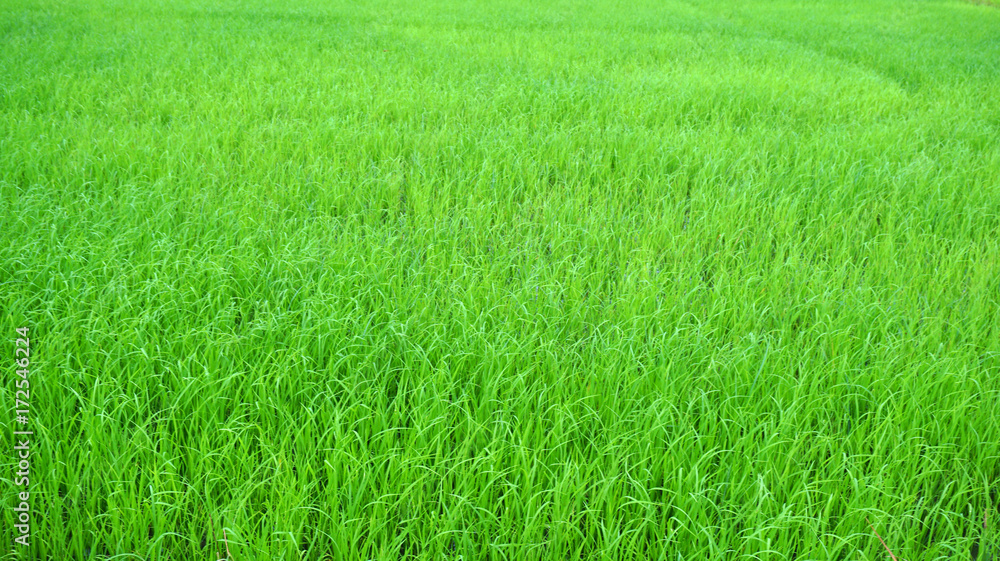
[2,0,1000,558]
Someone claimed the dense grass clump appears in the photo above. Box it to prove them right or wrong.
[2,0,999,559]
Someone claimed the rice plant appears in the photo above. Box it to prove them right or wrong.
[1,0,999,559]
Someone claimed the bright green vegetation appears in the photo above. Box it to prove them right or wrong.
[2,0,999,558]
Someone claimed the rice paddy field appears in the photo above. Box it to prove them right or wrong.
[2,0,1000,558]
